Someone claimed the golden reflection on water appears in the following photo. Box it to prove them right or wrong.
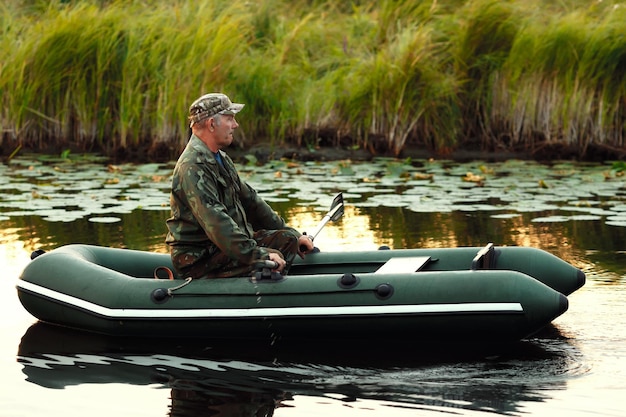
[1,228,33,273]
[506,218,582,268]
[0,227,36,340]
[287,205,392,251]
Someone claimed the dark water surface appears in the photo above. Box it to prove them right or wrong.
[1,156,624,416]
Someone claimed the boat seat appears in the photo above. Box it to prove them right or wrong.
[471,243,496,270]
[375,256,431,274]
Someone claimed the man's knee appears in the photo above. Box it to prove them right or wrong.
[280,229,300,250]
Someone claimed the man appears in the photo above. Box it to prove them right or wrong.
[165,93,314,279]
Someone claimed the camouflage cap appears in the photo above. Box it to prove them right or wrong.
[188,93,244,127]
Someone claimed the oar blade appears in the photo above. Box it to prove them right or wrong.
[329,193,344,222]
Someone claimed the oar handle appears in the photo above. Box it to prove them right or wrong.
[299,232,312,253]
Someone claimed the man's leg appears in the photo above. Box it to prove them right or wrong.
[173,229,300,279]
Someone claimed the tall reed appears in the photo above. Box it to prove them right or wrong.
[1,0,625,159]
[3,3,128,148]
[496,4,626,155]
[117,1,253,150]
[452,0,520,147]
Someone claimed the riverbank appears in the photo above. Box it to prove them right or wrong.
[227,142,626,165]
[5,137,625,165]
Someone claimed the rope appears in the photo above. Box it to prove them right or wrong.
[153,266,192,297]
[167,277,193,296]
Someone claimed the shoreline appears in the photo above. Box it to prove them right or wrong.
[224,141,625,165]
[4,140,625,165]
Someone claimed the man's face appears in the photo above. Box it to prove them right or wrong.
[213,114,239,149]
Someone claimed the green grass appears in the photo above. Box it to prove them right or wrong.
[1,0,625,159]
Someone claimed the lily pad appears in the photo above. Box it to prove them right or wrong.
[531,216,571,223]
[491,213,521,219]
[88,216,122,223]
[606,220,626,227]
[0,156,625,232]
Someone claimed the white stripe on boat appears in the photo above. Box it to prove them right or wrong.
[16,280,524,319]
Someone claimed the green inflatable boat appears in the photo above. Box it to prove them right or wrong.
[16,242,585,342]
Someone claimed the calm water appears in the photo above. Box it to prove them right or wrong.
[1,156,624,416]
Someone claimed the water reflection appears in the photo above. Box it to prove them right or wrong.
[18,323,582,416]
[168,387,281,417]
[2,211,171,254]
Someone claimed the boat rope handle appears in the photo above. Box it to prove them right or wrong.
[152,266,193,296]
[167,277,193,296]
[154,266,174,280]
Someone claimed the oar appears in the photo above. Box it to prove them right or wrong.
[300,192,344,252]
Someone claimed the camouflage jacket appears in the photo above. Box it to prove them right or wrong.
[165,135,294,269]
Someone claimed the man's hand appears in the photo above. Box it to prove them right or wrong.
[268,252,286,271]
[297,234,314,258]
